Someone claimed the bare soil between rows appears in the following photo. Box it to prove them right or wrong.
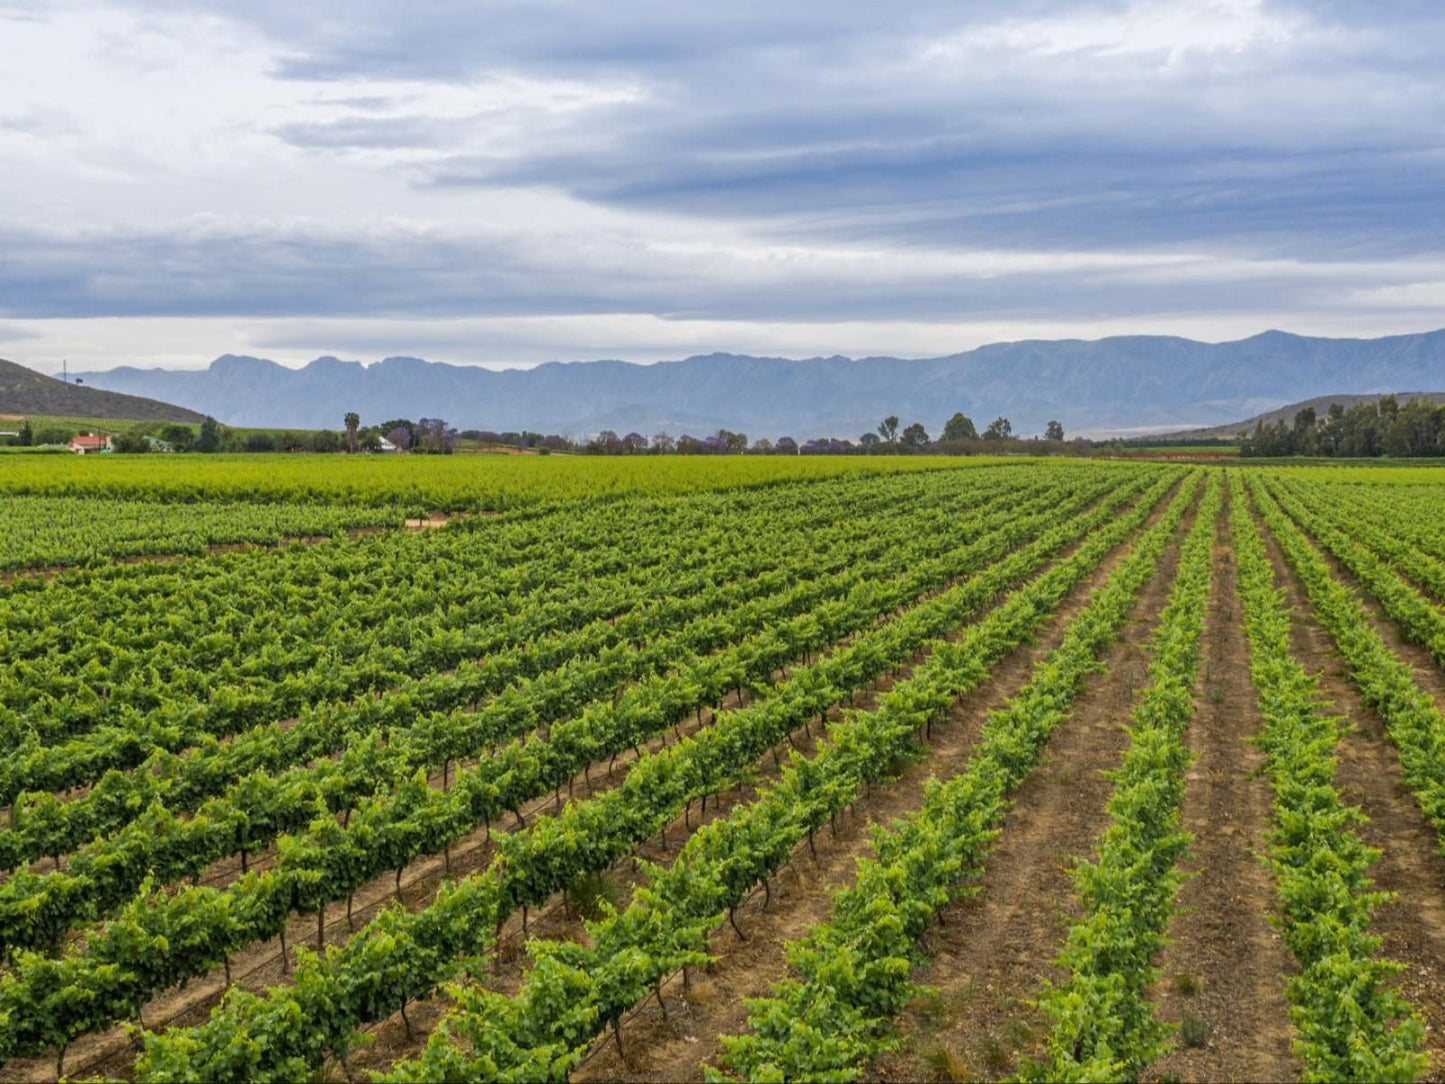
[1261,497,1445,1079]
[1150,485,1296,1083]
[869,485,1197,1083]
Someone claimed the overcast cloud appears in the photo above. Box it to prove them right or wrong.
[1,0,1442,372]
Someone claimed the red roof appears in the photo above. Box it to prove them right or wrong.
[69,434,108,448]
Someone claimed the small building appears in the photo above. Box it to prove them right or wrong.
[377,435,399,452]
[67,434,112,455]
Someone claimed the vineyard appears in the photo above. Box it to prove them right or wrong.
[1,455,1444,1082]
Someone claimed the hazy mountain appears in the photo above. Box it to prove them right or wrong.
[0,357,205,423]
[74,329,1445,439]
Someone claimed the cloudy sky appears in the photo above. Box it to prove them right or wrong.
[1,0,1442,373]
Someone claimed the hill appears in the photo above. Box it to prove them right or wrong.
[0,358,207,424]
[1162,390,1445,441]
[74,328,1445,439]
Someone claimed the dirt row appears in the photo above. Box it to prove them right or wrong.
[866,481,1203,1082]
[1149,484,1295,1083]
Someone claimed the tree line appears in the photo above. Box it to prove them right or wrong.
[1239,396,1445,458]
[2,410,1077,457]
[577,413,1069,455]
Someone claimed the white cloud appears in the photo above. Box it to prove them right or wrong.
[926,0,1305,66]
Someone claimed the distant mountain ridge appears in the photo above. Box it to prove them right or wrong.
[0,357,205,423]
[73,328,1445,438]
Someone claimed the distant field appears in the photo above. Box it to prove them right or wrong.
[1241,459,1445,480]
[0,413,133,434]
[1277,466,1445,484]
[1113,444,1241,457]
[0,451,1030,511]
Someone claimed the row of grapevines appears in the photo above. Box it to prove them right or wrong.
[0,471,1040,951]
[0,473,984,817]
[1283,480,1445,603]
[0,449,995,511]
[1,469,940,733]
[385,473,1200,1083]
[1294,480,1445,570]
[1025,473,1221,1080]
[701,474,1203,1083]
[1231,473,1425,1081]
[1,473,930,769]
[0,472,1155,1071]
[126,471,1179,1083]
[0,472,1010,875]
[0,495,406,570]
[1247,477,1445,848]
[1258,475,1445,669]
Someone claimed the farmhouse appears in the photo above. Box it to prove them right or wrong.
[66,433,112,454]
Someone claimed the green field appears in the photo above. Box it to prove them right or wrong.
[2,455,1444,1082]
[0,450,1026,512]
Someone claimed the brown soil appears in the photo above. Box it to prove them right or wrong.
[554,481,1195,1083]
[1260,500,1445,1078]
[867,492,1196,1083]
[1150,488,1297,1083]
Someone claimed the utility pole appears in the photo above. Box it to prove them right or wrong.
[62,358,68,384]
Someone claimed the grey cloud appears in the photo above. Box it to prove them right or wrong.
[273,114,471,150]
[0,219,1430,326]
[198,1,1443,262]
[6,0,1445,337]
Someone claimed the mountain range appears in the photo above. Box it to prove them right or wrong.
[73,328,1445,439]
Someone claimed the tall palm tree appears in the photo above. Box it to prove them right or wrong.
[344,412,360,453]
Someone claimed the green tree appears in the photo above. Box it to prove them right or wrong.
[1045,420,1065,441]
[310,429,342,453]
[344,412,360,453]
[33,426,74,446]
[112,429,150,453]
[716,429,748,454]
[983,416,1012,440]
[877,415,899,444]
[942,412,978,442]
[17,419,32,446]
[900,422,930,449]
[160,423,195,451]
[197,416,221,452]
